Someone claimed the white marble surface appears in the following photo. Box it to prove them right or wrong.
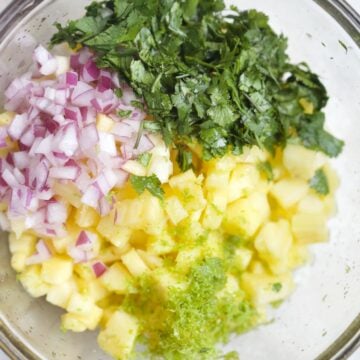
[0,0,359,359]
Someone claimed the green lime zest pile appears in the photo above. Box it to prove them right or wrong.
[51,0,343,171]
[124,258,257,360]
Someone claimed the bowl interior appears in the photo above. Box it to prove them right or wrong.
[0,0,360,359]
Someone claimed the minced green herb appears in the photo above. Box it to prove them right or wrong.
[257,160,274,181]
[130,174,164,200]
[309,168,330,195]
[137,152,152,167]
[272,282,282,293]
[51,0,343,166]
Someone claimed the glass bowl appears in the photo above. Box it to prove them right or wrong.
[0,0,359,359]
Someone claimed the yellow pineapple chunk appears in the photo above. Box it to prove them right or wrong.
[176,246,203,272]
[255,220,293,274]
[0,111,15,125]
[224,192,270,237]
[283,144,326,180]
[137,250,163,269]
[46,279,77,308]
[121,249,150,277]
[147,231,176,255]
[228,164,260,202]
[8,232,37,255]
[97,213,131,249]
[96,113,115,132]
[270,178,308,209]
[98,310,139,360]
[11,253,28,272]
[165,196,188,225]
[66,293,103,330]
[140,192,166,234]
[41,257,73,285]
[100,262,132,294]
[232,248,253,271]
[297,194,325,214]
[205,170,230,191]
[292,213,328,243]
[61,313,87,332]
[19,265,50,297]
[169,169,198,188]
[74,205,100,228]
[241,272,294,305]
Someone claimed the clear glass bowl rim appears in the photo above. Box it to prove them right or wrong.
[0,0,359,359]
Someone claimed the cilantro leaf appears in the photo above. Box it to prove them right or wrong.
[177,146,193,172]
[257,161,274,181]
[137,152,152,167]
[130,174,164,200]
[309,168,330,195]
[51,0,343,168]
[272,282,282,293]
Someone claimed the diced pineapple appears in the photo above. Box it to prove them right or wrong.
[97,213,131,249]
[255,220,293,274]
[205,170,230,191]
[169,169,198,189]
[121,249,150,277]
[297,194,325,214]
[283,144,326,180]
[122,160,147,176]
[232,247,253,271]
[19,265,50,297]
[84,280,110,302]
[165,196,188,225]
[74,263,95,281]
[74,205,100,228]
[0,111,15,126]
[46,279,77,308]
[41,257,73,285]
[98,244,131,263]
[151,269,186,300]
[218,275,240,298]
[270,178,308,209]
[228,164,260,202]
[8,232,37,255]
[236,146,268,164]
[291,213,328,243]
[323,196,337,217]
[287,244,309,268]
[96,113,115,132]
[140,193,166,234]
[147,154,173,183]
[53,182,82,208]
[207,188,228,212]
[98,310,139,360]
[10,219,26,239]
[147,232,176,255]
[202,232,223,258]
[61,313,87,332]
[11,253,29,272]
[100,262,132,294]
[118,199,144,230]
[176,246,203,272]
[241,272,294,305]
[206,154,237,172]
[137,250,163,269]
[54,55,70,75]
[201,202,224,230]
[224,192,270,237]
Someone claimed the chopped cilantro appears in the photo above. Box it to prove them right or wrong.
[177,146,193,172]
[51,0,343,167]
[257,161,274,181]
[309,168,330,195]
[117,109,132,118]
[272,282,282,293]
[114,88,123,98]
[137,152,152,167]
[130,174,164,200]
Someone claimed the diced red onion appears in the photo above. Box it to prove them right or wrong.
[47,201,67,224]
[26,239,52,265]
[92,261,107,277]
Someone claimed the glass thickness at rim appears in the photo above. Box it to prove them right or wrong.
[0,1,359,360]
